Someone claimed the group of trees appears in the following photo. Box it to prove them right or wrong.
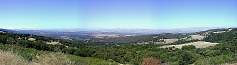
[204,31,237,43]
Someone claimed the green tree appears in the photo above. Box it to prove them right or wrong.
[182,45,196,51]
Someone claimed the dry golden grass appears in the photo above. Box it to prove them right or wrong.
[160,41,219,49]
[0,50,29,65]
[33,52,75,65]
[0,49,117,65]
[0,50,76,65]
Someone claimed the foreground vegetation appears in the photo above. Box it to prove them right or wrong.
[0,44,118,65]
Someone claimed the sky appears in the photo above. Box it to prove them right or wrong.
[0,0,236,30]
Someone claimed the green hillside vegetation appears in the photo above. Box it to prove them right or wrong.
[0,28,237,65]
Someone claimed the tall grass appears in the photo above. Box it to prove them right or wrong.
[0,50,74,65]
[0,50,28,65]
[33,52,76,65]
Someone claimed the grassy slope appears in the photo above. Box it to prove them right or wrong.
[0,44,118,65]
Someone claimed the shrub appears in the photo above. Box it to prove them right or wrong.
[178,51,196,65]
[182,45,196,51]
[194,54,235,65]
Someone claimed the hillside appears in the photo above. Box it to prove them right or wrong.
[0,29,118,65]
[0,28,237,65]
[0,45,118,65]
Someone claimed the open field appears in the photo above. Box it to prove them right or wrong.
[160,41,219,49]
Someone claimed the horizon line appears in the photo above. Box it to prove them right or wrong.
[2,26,235,31]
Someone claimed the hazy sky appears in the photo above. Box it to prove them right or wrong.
[0,0,236,29]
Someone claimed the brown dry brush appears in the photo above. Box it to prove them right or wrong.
[142,57,161,65]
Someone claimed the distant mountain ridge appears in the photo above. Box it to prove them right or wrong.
[1,27,235,41]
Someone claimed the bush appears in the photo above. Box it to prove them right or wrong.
[182,45,196,51]
[194,54,235,65]
[178,51,196,65]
